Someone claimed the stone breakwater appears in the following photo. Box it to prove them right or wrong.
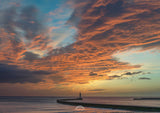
[57,98,160,112]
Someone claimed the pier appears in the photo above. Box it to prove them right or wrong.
[57,94,160,112]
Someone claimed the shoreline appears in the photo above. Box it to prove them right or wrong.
[57,98,160,112]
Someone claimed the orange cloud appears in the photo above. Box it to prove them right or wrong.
[0,0,160,89]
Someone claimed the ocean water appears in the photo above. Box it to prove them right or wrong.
[1,96,160,113]
[0,96,130,113]
[73,97,160,107]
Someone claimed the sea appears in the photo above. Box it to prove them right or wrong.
[0,96,160,113]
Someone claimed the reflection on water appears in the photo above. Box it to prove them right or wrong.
[80,97,160,107]
[0,96,145,113]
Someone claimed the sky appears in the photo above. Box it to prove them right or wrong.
[0,0,160,97]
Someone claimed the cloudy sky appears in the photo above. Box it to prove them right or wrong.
[0,0,160,97]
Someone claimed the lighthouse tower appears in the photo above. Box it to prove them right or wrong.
[79,92,83,100]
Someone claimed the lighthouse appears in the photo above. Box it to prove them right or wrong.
[78,92,83,100]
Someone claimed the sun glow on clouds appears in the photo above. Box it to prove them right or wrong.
[0,0,160,96]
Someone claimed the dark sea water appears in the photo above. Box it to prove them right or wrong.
[0,96,130,113]
[0,96,160,113]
